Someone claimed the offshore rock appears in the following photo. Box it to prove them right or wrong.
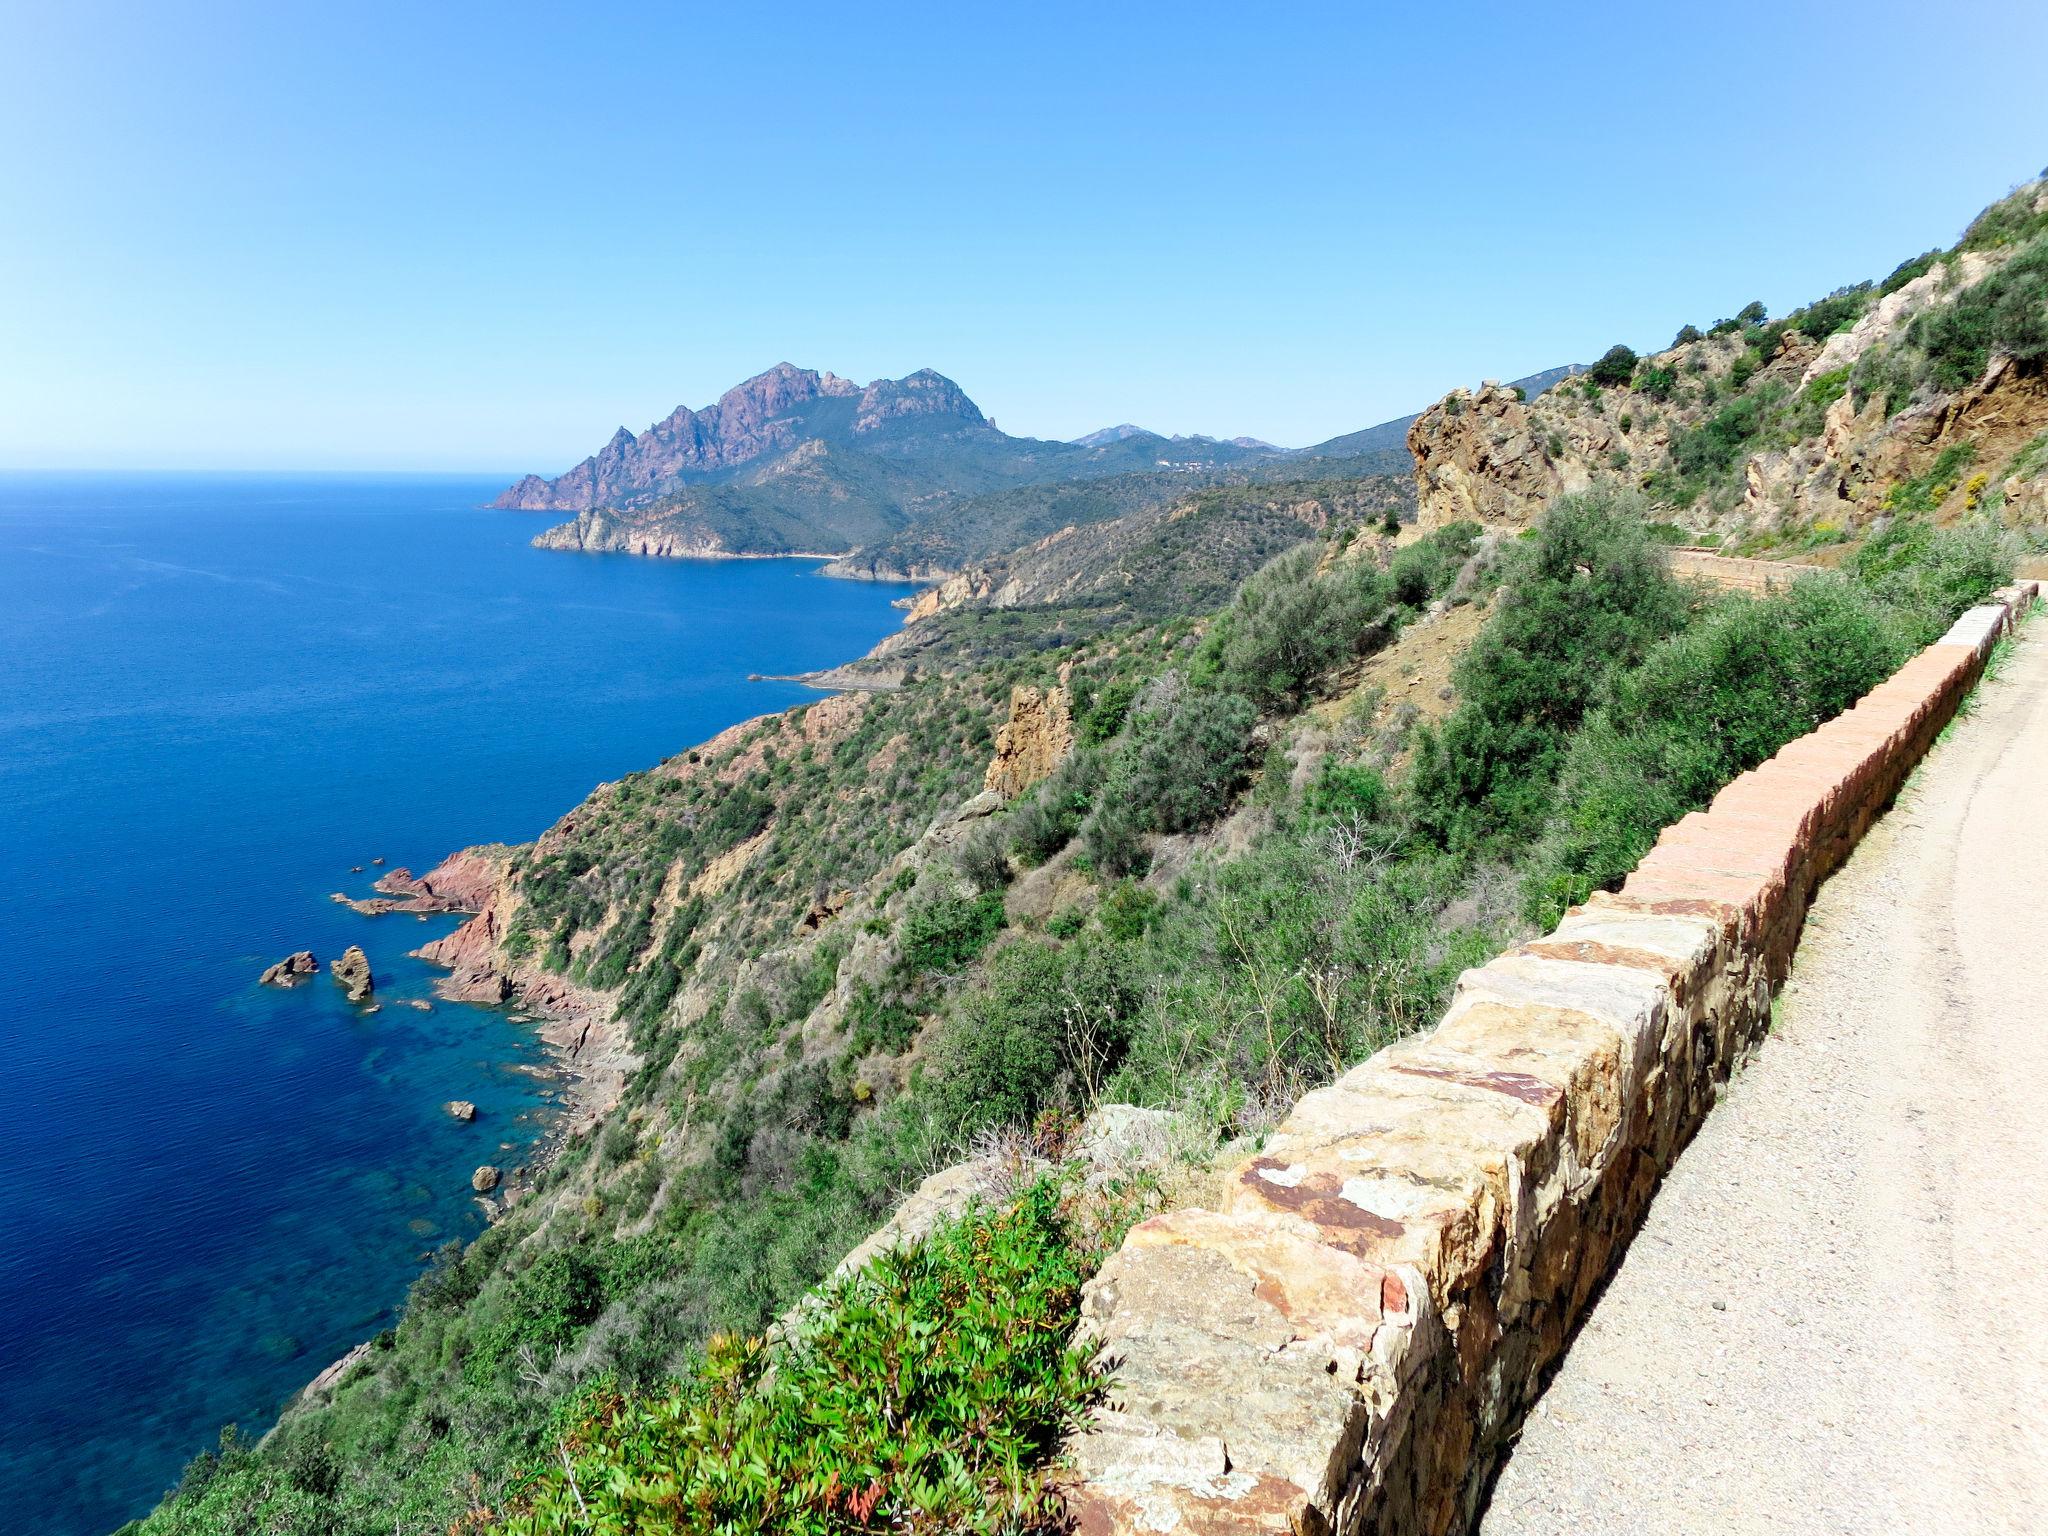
[331,945,374,1003]
[471,1165,501,1193]
[444,1100,477,1122]
[259,951,317,986]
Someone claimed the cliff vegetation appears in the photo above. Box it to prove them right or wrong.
[126,179,2041,1536]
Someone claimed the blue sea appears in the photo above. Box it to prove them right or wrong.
[0,473,916,1534]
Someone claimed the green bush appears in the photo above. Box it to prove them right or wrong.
[1388,520,1481,608]
[1302,759,1387,824]
[1076,677,1137,745]
[845,981,919,1056]
[1670,388,1774,481]
[468,1247,608,1384]
[1852,519,2016,644]
[957,818,1012,893]
[1881,250,1941,296]
[1407,489,1688,853]
[899,890,1007,976]
[1959,184,2048,252]
[501,1184,1100,1536]
[1523,576,1912,922]
[1588,344,1639,387]
[1673,323,1704,347]
[1008,750,1101,866]
[932,939,1137,1126]
[1199,544,1393,706]
[1884,441,1977,515]
[1633,364,1677,401]
[1086,688,1259,874]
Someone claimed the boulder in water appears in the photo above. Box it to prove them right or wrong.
[259,951,317,986]
[471,1165,501,1193]
[331,945,374,1003]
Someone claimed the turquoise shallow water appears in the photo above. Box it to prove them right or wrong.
[0,473,915,1534]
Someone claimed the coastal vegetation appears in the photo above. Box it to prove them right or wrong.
[128,478,2014,1536]
[128,179,2042,1536]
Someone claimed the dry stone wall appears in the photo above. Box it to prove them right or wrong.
[1665,547,1810,594]
[1061,582,2039,1536]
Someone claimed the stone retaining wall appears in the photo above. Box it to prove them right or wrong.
[1666,547,1812,593]
[1062,582,2039,1536]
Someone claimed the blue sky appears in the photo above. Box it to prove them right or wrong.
[3,0,2044,471]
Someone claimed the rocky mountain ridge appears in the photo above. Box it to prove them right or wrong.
[493,364,987,513]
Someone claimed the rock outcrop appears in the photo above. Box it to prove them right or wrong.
[334,848,507,917]
[258,951,317,986]
[330,946,373,1003]
[444,1100,477,1122]
[1409,381,1579,530]
[471,1165,500,1193]
[983,685,1074,799]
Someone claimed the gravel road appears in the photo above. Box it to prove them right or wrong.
[1480,614,2048,1536]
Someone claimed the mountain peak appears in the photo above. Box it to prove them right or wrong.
[493,365,991,512]
[1072,424,1154,448]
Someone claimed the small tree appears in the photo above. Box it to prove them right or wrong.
[1588,344,1639,387]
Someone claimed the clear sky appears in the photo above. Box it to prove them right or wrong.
[3,0,2044,471]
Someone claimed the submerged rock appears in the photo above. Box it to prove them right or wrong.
[444,1100,477,1122]
[471,1165,501,1193]
[331,945,374,1003]
[259,950,317,986]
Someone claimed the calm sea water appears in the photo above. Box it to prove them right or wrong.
[0,473,915,1534]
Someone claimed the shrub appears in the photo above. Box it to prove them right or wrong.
[1009,750,1101,866]
[1523,576,1912,922]
[1388,520,1482,608]
[1881,250,1942,295]
[1407,489,1688,852]
[1852,519,2016,644]
[958,818,1012,893]
[1588,344,1639,387]
[467,1247,608,1383]
[1673,323,1704,347]
[1200,544,1393,706]
[845,980,919,1056]
[1884,441,1977,515]
[500,1184,1100,1536]
[1670,389,1772,480]
[1633,364,1677,401]
[1302,759,1387,823]
[932,939,1137,1124]
[1100,688,1259,840]
[1908,238,2048,392]
[1097,881,1160,942]
[1076,678,1137,745]
[899,889,1007,976]
[1735,300,1768,326]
